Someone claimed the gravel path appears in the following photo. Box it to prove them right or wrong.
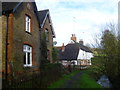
[61,72,83,88]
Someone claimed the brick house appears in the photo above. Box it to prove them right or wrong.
[1,1,41,79]
[38,9,55,63]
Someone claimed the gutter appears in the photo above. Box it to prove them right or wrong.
[12,0,23,13]
[41,11,56,38]
[5,13,9,81]
[3,1,22,81]
[41,11,48,28]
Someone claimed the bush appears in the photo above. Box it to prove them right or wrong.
[40,63,65,88]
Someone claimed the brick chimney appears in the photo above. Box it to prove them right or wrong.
[71,34,76,42]
[61,43,65,52]
[79,39,84,45]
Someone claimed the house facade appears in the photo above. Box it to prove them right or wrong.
[77,49,93,66]
[58,34,93,68]
[1,2,41,79]
[38,9,55,63]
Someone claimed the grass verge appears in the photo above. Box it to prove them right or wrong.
[48,70,80,88]
[48,69,103,88]
[74,73,103,88]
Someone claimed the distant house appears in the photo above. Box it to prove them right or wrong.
[58,43,79,66]
[58,34,93,68]
[1,1,41,79]
[38,9,56,63]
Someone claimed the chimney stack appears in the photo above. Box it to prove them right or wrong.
[61,43,65,52]
[79,39,84,45]
[71,34,76,42]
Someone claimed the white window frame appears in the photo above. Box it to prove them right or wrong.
[23,45,32,67]
[45,29,49,41]
[25,15,31,33]
[81,60,84,65]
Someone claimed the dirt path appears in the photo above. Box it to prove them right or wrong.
[61,72,83,88]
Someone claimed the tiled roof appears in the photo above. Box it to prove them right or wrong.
[58,43,79,60]
[58,43,92,60]
[2,1,40,26]
[2,2,20,13]
[2,1,38,15]
[79,43,92,53]
[38,9,56,38]
[38,9,49,25]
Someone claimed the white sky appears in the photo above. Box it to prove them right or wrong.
[36,0,119,46]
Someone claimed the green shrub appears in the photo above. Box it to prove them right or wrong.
[77,73,103,88]
[40,63,64,88]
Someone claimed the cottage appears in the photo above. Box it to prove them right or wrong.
[58,34,93,68]
[1,1,41,79]
[38,9,55,63]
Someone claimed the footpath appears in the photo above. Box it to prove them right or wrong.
[48,70,103,88]
[61,72,83,88]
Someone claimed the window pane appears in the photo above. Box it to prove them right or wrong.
[24,52,26,64]
[45,29,49,41]
[25,16,31,32]
[28,46,30,51]
[27,22,29,31]
[24,45,26,50]
[26,16,28,21]
[23,44,32,66]
[27,17,29,21]
[29,22,30,32]
[28,52,30,64]
[26,21,28,32]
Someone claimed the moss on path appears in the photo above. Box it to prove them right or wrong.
[61,72,83,88]
[48,70,103,88]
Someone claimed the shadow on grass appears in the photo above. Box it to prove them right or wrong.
[48,70,80,88]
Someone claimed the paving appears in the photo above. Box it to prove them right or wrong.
[61,71,83,88]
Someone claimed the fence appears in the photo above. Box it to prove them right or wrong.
[2,63,64,89]
[2,72,41,88]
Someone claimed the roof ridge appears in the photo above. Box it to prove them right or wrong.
[38,9,49,12]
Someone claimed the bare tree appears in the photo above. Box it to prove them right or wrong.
[92,22,120,88]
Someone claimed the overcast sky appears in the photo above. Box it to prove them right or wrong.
[36,0,119,46]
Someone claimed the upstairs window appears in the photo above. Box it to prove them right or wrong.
[45,29,49,41]
[25,15,31,33]
[23,45,32,67]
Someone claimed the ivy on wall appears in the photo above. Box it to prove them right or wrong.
[40,31,50,68]
[52,47,58,63]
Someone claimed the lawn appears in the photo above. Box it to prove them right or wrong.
[47,69,103,88]
[74,73,102,88]
[48,70,80,88]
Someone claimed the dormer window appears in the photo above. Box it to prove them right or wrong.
[25,15,31,33]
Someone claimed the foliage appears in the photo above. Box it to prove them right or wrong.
[2,72,41,88]
[92,23,120,88]
[3,63,64,88]
[40,31,49,68]
[77,73,102,88]
[48,69,102,88]
[48,70,80,88]
[40,63,64,88]
[52,47,58,63]
[100,30,120,88]
[90,56,105,80]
